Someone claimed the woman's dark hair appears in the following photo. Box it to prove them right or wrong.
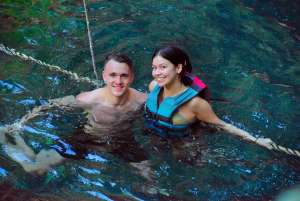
[152,46,193,85]
[104,53,133,72]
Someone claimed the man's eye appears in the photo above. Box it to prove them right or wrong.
[110,73,117,77]
[121,74,129,78]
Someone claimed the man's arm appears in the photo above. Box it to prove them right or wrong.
[48,95,78,107]
[10,95,78,129]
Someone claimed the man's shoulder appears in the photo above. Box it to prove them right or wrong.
[76,88,104,104]
[129,88,147,104]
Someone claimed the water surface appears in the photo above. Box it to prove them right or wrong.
[0,0,299,200]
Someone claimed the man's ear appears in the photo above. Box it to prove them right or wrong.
[176,64,183,74]
[102,70,107,83]
[130,73,134,84]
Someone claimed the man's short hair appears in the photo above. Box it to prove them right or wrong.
[104,53,133,72]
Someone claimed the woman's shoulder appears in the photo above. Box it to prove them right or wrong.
[187,96,210,110]
[148,80,158,91]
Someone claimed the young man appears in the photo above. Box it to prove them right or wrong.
[64,53,148,163]
[1,53,149,174]
[76,53,146,137]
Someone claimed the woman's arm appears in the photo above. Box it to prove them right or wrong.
[215,120,300,156]
[192,97,300,157]
[192,97,274,148]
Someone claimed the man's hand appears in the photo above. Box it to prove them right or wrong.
[49,95,77,107]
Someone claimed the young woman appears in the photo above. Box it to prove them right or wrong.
[144,45,275,153]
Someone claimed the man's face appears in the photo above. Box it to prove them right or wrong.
[102,59,134,97]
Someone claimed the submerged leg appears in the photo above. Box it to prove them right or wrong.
[130,160,154,181]
[21,149,64,175]
[0,96,79,174]
[1,127,64,174]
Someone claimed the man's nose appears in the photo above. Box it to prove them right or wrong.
[115,76,122,83]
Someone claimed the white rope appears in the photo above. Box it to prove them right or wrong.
[0,43,101,86]
[217,122,300,158]
[0,1,101,85]
[82,0,99,81]
[0,96,74,133]
[270,142,300,157]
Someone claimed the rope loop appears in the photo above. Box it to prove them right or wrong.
[82,0,99,81]
[0,43,101,87]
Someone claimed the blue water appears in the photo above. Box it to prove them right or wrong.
[0,0,299,200]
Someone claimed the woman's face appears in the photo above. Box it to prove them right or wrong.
[152,55,180,87]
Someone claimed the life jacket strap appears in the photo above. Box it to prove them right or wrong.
[145,106,171,123]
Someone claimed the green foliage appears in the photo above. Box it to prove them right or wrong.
[2,60,30,76]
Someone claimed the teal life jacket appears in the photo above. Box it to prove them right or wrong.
[144,73,209,138]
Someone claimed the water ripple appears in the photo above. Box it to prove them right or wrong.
[85,153,107,163]
[0,80,27,94]
[86,190,114,201]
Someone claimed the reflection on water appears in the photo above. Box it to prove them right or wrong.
[0,0,300,200]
